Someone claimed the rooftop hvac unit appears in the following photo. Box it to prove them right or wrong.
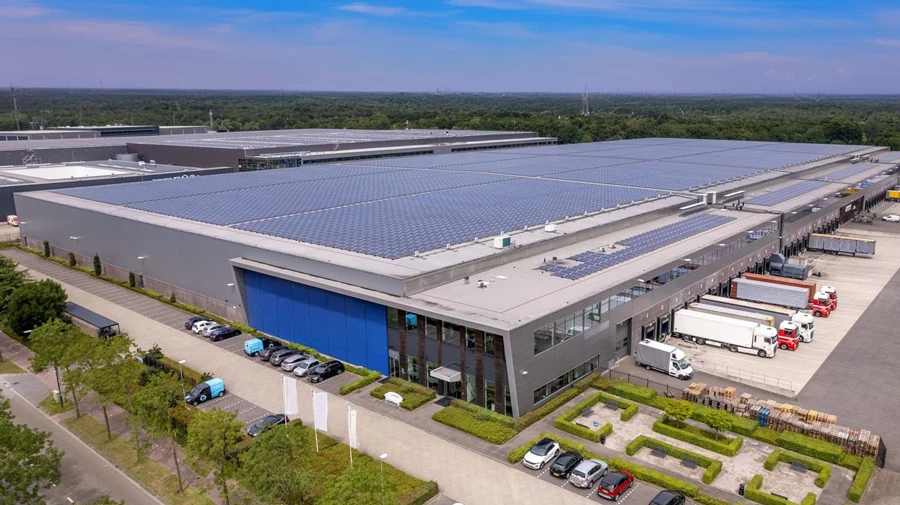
[705,192,718,204]
[544,223,558,233]
[493,235,511,249]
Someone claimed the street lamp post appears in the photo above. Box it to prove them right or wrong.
[178,360,187,402]
[379,453,388,505]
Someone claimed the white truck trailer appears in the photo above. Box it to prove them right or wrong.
[673,309,777,358]
[688,302,776,327]
[699,295,815,342]
[634,340,694,380]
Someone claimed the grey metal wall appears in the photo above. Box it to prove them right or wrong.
[0,146,127,166]
[126,144,244,169]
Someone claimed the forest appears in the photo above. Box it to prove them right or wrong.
[2,89,900,149]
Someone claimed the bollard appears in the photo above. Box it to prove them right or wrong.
[739,483,745,496]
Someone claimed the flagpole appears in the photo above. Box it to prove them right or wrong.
[312,387,319,453]
[348,403,353,468]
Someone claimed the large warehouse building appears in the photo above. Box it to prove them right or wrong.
[14,138,899,417]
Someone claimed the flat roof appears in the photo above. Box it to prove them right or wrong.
[0,160,223,186]
[64,301,118,329]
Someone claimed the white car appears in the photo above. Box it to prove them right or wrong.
[882,214,900,223]
[201,324,225,337]
[522,437,560,470]
[191,320,215,334]
[292,358,321,377]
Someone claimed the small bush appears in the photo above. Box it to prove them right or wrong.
[799,493,816,505]
[621,402,639,421]
[777,431,843,464]
[370,377,436,410]
[839,453,863,471]
[169,292,176,303]
[432,405,518,445]
[339,369,382,395]
[146,343,164,360]
[653,415,743,456]
[694,494,734,505]
[732,416,759,436]
[610,456,699,497]
[43,240,50,257]
[607,380,658,403]
[625,435,723,485]
[753,427,779,445]
[764,449,832,488]
[745,474,796,505]
[92,253,101,275]
[68,252,76,266]
[520,387,580,427]
[406,481,439,505]
[848,457,875,503]
[128,271,136,287]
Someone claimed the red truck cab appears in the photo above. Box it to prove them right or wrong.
[820,285,837,309]
[777,323,800,351]
[808,295,831,317]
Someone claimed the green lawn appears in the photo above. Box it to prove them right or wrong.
[38,393,75,415]
[370,378,436,411]
[63,415,214,505]
[0,359,25,374]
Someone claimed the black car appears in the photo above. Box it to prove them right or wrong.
[270,349,302,366]
[210,326,242,342]
[549,451,583,478]
[307,360,344,383]
[184,316,203,330]
[259,338,280,349]
[259,345,288,361]
[650,490,686,505]
[247,414,287,437]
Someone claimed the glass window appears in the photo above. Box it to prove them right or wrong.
[408,357,419,384]
[505,388,513,417]
[485,381,496,411]
[484,334,496,356]
[534,326,553,354]
[443,322,460,342]
[426,362,438,390]
[425,318,437,339]
[387,308,399,329]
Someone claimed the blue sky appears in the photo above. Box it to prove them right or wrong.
[2,0,900,92]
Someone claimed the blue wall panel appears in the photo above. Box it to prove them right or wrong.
[243,269,389,373]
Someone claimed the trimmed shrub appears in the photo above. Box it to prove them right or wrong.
[732,416,760,436]
[753,427,780,445]
[625,435,723,485]
[764,449,832,488]
[839,453,863,471]
[799,494,816,505]
[448,399,521,430]
[339,369,382,395]
[92,253,101,275]
[406,481,440,505]
[553,391,636,442]
[744,474,802,505]
[653,415,743,456]
[432,405,518,445]
[777,431,843,464]
[128,271,136,287]
[848,457,875,503]
[43,240,50,257]
[607,381,658,403]
[68,252,76,266]
[507,435,544,463]
[694,494,734,505]
[610,456,699,497]
[519,387,580,427]
[370,377,436,411]
[621,402,639,421]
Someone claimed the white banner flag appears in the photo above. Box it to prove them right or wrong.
[282,376,299,418]
[313,391,329,432]
[348,406,359,450]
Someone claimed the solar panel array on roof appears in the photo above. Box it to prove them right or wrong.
[539,214,736,280]
[816,162,879,181]
[746,180,831,206]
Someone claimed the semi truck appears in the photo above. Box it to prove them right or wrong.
[742,272,837,311]
[673,309,777,358]
[686,303,799,351]
[699,295,815,342]
[634,340,694,380]
[731,278,831,317]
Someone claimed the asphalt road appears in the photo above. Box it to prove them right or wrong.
[0,380,164,505]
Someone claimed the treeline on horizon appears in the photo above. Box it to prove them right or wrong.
[2,89,900,149]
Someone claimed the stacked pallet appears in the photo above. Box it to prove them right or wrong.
[682,382,709,402]
[709,386,736,400]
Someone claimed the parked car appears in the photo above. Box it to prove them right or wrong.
[270,349,302,366]
[569,459,608,488]
[201,324,225,337]
[211,327,242,342]
[596,470,634,501]
[184,378,225,405]
[522,438,560,470]
[550,451,583,478]
[244,338,280,356]
[292,358,321,377]
[191,320,216,334]
[259,345,288,361]
[882,214,900,222]
[247,414,287,437]
[184,316,203,330]
[307,360,345,383]
[649,490,686,505]
[280,353,309,372]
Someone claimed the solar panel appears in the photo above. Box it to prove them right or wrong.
[816,162,878,181]
[548,214,737,280]
[746,180,830,206]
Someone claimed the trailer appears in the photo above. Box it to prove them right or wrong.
[731,278,811,310]
[808,233,876,256]
[633,340,694,380]
[699,295,815,342]
[673,309,777,358]
[742,273,820,303]
[688,302,776,327]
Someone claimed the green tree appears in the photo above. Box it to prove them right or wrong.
[316,457,396,505]
[664,400,695,429]
[92,254,101,276]
[185,408,244,505]
[0,394,63,505]
[128,271,135,288]
[7,280,68,335]
[83,335,142,441]
[238,422,316,505]
[131,372,185,491]
[42,240,50,257]
[704,409,732,441]
[30,320,90,417]
[0,256,26,314]
[68,252,76,267]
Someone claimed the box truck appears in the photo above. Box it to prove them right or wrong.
[699,295,815,342]
[686,303,799,351]
[634,340,694,380]
[731,278,831,317]
[673,309,777,357]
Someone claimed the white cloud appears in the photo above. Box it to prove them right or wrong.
[446,0,523,9]
[0,2,52,18]
[876,38,900,47]
[338,3,411,16]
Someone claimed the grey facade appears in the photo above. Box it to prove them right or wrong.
[13,139,898,417]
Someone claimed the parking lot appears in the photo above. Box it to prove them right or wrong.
[194,390,272,426]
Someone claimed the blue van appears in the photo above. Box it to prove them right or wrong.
[243,338,279,357]
[185,378,225,405]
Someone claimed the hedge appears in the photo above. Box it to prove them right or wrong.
[744,474,816,505]
[507,432,606,464]
[370,377,437,410]
[606,381,658,403]
[764,449,832,488]
[848,457,875,503]
[653,415,743,456]
[507,435,545,464]
[432,405,519,444]
[838,453,863,471]
[695,494,735,505]
[731,416,760,436]
[448,399,521,429]
[610,456,699,497]
[406,481,440,505]
[753,427,780,445]
[552,392,630,442]
[777,431,843,464]
[339,369,382,395]
[517,372,601,427]
[625,435,722,484]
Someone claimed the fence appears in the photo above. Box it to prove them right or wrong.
[605,369,681,398]
[690,361,796,398]
[141,355,199,386]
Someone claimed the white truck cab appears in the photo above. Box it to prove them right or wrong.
[789,312,815,342]
[634,340,694,380]
[755,325,778,357]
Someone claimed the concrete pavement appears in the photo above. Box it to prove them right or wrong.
[0,374,164,505]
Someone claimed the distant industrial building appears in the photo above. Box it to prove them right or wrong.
[18,138,897,417]
[0,125,208,141]
[0,160,229,216]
